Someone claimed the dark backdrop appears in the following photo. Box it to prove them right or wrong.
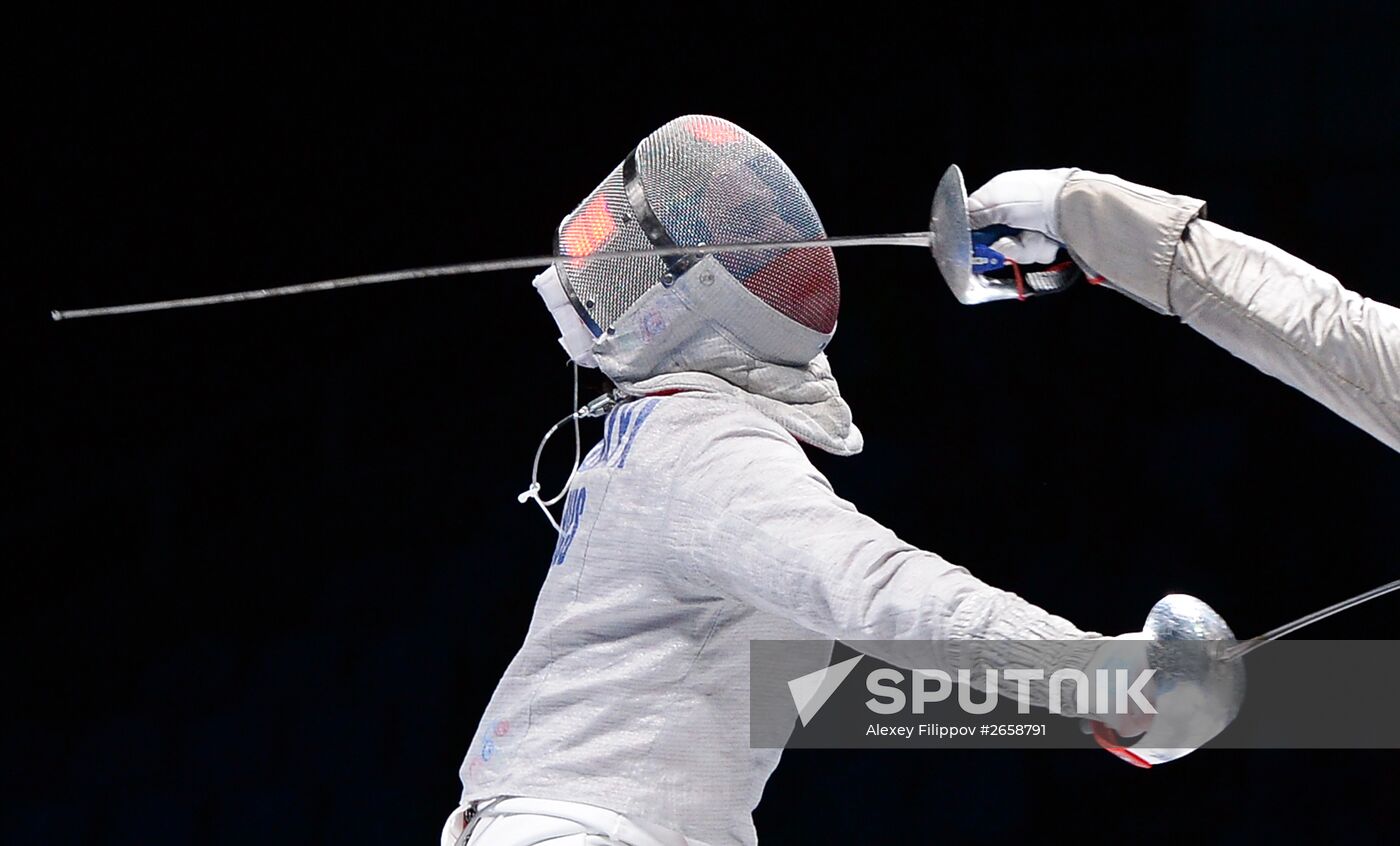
[9,4,1398,844]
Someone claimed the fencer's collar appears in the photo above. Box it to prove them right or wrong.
[619,360,863,457]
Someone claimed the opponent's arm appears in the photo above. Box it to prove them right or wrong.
[970,169,1400,451]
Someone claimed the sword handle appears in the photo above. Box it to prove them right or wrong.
[969,224,1080,300]
[1089,720,1153,768]
[970,225,1015,274]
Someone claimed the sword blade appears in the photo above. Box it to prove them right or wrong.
[1221,579,1400,661]
[50,232,931,321]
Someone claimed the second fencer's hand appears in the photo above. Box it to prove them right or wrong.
[1085,632,1157,739]
[967,168,1078,264]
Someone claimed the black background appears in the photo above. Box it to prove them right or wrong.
[9,4,1399,843]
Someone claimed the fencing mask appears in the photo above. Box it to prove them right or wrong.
[535,115,840,373]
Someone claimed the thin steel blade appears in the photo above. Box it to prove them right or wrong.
[1220,579,1400,661]
[50,232,931,321]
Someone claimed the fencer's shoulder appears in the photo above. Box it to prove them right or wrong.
[648,391,803,451]
[587,391,795,478]
[643,393,820,499]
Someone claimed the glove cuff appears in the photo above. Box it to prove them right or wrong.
[1056,171,1207,314]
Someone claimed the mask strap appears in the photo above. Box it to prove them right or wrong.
[517,363,619,531]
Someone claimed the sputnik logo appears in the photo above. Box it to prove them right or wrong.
[787,655,863,726]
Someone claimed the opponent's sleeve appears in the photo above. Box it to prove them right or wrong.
[1057,170,1400,452]
[666,414,1100,697]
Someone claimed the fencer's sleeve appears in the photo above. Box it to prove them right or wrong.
[668,417,1101,705]
[1056,170,1400,452]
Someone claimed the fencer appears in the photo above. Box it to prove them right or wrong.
[443,116,1397,846]
[443,115,1139,846]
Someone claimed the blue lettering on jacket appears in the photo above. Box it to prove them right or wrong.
[583,398,661,471]
[615,399,659,469]
[550,487,588,567]
[555,399,662,567]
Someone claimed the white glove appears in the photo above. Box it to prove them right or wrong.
[1084,632,1156,738]
[967,168,1078,264]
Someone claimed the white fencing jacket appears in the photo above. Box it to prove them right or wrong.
[453,173,1400,846]
[455,387,1093,846]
